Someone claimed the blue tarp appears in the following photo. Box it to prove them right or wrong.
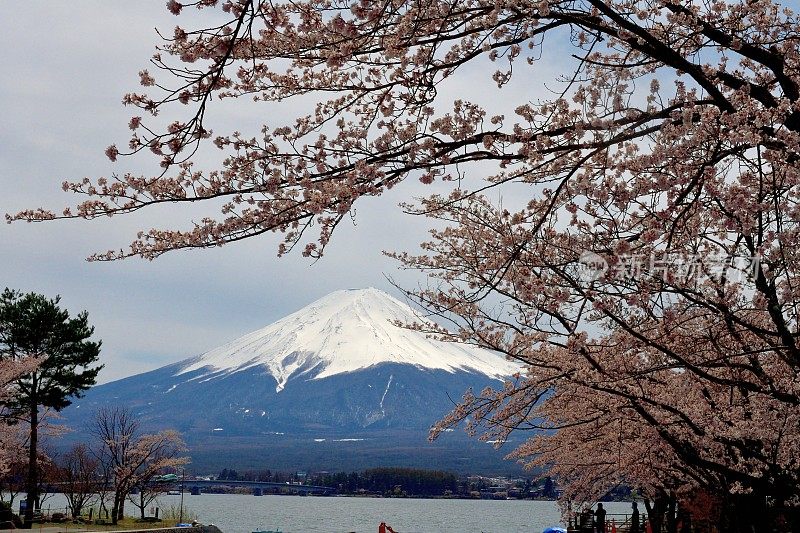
[542,528,567,533]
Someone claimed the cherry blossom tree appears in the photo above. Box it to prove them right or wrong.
[10,1,800,531]
[91,407,188,524]
[0,357,40,477]
[0,454,27,508]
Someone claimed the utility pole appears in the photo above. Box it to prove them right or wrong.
[178,469,185,524]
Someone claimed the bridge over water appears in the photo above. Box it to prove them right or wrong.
[173,479,334,495]
[48,478,335,496]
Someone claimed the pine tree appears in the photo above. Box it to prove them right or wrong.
[0,289,102,528]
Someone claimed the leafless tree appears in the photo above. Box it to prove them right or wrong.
[58,444,98,519]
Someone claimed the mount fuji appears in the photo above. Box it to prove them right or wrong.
[60,289,524,473]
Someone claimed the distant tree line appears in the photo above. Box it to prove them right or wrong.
[216,466,597,499]
[315,468,458,497]
[216,468,295,483]
[218,466,457,496]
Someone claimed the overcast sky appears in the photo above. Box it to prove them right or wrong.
[0,1,533,383]
[1,0,710,383]
[0,2,422,382]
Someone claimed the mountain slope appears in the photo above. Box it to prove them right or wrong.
[177,287,520,391]
[60,288,523,473]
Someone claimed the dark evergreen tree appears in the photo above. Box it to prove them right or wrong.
[542,477,556,499]
[0,289,102,529]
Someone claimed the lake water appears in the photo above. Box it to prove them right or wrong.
[31,493,636,533]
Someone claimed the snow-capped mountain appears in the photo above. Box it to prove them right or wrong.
[178,287,519,391]
[60,289,524,473]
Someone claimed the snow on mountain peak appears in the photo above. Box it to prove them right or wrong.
[177,287,520,391]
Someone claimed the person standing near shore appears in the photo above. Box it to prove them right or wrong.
[630,502,640,533]
[595,503,607,533]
